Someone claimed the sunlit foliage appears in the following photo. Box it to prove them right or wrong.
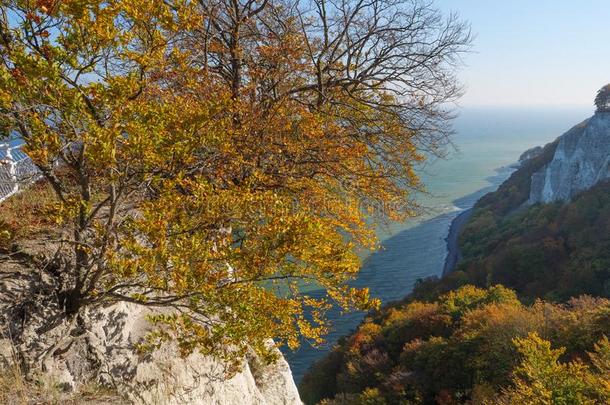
[0,0,470,364]
[300,286,610,404]
[492,333,610,405]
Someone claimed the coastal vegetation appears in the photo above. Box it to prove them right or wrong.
[300,285,610,404]
[414,151,610,303]
[300,118,610,404]
[455,180,610,301]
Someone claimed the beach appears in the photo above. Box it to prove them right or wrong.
[442,208,473,275]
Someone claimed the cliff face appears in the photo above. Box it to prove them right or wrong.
[33,302,302,405]
[529,112,610,203]
[0,250,302,405]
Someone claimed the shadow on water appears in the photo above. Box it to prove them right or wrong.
[284,165,516,384]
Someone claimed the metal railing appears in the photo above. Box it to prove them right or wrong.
[0,142,41,202]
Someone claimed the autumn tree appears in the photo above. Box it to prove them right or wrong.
[595,84,610,112]
[493,333,610,405]
[0,0,470,365]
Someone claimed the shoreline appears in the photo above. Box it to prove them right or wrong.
[441,164,519,276]
[290,164,517,382]
[442,208,473,276]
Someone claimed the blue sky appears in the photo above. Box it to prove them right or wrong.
[436,0,610,108]
[7,1,608,108]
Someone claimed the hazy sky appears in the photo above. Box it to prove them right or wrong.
[436,0,610,108]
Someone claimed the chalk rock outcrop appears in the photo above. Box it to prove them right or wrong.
[0,256,301,405]
[529,112,610,203]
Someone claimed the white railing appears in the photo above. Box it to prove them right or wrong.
[0,142,41,202]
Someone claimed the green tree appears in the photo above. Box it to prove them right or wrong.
[595,84,610,112]
[440,285,519,320]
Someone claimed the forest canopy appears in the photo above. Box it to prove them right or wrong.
[0,0,470,362]
[300,285,610,404]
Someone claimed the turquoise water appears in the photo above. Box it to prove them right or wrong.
[286,106,592,383]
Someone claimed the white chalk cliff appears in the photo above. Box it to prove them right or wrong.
[35,303,302,405]
[529,112,610,204]
[0,253,302,405]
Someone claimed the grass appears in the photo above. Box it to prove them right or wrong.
[0,179,130,403]
[0,362,128,405]
[0,180,59,249]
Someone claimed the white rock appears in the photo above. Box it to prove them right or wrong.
[529,112,610,204]
[37,301,302,405]
[0,249,302,405]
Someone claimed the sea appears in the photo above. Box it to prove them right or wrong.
[285,105,592,384]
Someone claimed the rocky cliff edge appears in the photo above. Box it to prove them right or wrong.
[0,246,302,405]
[529,112,610,204]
